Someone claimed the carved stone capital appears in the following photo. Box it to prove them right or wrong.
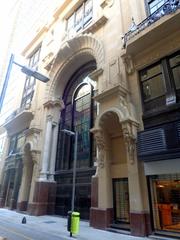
[31,150,41,164]
[91,128,106,175]
[47,114,53,122]
[122,54,134,74]
[122,121,138,164]
[44,99,64,110]
[100,0,114,8]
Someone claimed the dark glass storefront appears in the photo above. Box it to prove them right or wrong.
[149,174,180,233]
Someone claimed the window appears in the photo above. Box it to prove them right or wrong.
[56,61,96,171]
[66,0,93,33]
[8,132,25,155]
[21,47,41,109]
[140,51,180,113]
[147,0,167,14]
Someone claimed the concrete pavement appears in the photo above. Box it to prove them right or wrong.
[0,208,171,240]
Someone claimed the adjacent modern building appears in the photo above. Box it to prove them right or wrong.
[0,0,180,238]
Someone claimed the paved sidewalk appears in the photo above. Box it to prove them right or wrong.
[0,209,150,240]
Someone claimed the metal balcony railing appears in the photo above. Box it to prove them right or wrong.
[123,0,180,48]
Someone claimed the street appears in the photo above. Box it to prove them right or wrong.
[0,209,152,240]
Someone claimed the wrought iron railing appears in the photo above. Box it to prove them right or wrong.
[123,0,180,48]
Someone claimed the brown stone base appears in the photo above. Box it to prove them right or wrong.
[17,201,28,211]
[90,207,113,229]
[0,198,5,208]
[27,181,57,216]
[91,176,98,208]
[130,212,152,236]
[9,198,17,210]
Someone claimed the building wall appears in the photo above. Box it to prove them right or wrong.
[0,0,180,237]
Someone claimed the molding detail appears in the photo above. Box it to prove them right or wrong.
[122,120,138,165]
[48,34,105,100]
[100,0,114,8]
[122,54,134,74]
[91,128,106,176]
[43,99,64,110]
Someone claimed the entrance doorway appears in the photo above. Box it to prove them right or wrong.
[112,178,130,228]
[5,169,15,207]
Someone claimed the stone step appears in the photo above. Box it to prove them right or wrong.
[106,227,131,235]
[149,234,180,240]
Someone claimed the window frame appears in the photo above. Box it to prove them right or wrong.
[55,61,97,172]
[21,46,41,109]
[66,0,93,33]
[8,131,25,155]
[140,51,180,114]
[146,0,167,15]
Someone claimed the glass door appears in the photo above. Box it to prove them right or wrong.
[149,174,180,233]
[113,178,130,224]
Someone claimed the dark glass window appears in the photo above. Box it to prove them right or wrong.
[56,62,96,171]
[74,84,91,168]
[169,53,180,90]
[140,51,180,113]
[21,47,41,109]
[66,0,93,33]
[8,132,25,155]
[148,0,167,14]
[140,63,165,102]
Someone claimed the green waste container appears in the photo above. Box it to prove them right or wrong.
[71,211,80,234]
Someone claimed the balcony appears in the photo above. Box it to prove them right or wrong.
[4,107,33,134]
[123,1,180,55]
[137,120,180,161]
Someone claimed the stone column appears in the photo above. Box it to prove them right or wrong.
[122,120,150,236]
[0,170,9,207]
[48,122,59,181]
[10,158,23,209]
[90,128,113,229]
[39,115,53,181]
[17,153,33,211]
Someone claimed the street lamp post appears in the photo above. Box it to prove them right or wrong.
[61,129,78,212]
[0,53,49,112]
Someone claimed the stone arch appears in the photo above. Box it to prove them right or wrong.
[94,107,128,129]
[47,34,104,101]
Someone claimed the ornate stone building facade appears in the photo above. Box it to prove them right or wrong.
[0,0,180,238]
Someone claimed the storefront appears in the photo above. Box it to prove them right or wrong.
[149,174,180,233]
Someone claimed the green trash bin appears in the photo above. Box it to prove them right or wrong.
[71,211,80,235]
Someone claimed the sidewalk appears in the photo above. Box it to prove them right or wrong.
[0,209,150,240]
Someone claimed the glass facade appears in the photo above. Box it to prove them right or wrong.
[55,61,96,219]
[149,174,180,233]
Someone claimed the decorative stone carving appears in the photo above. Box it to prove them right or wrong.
[43,99,64,110]
[100,0,114,8]
[122,121,138,165]
[91,128,106,176]
[122,54,134,74]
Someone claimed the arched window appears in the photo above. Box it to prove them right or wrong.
[56,62,96,171]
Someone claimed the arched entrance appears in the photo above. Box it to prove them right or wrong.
[45,34,104,219]
[55,61,97,219]
[91,110,131,229]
